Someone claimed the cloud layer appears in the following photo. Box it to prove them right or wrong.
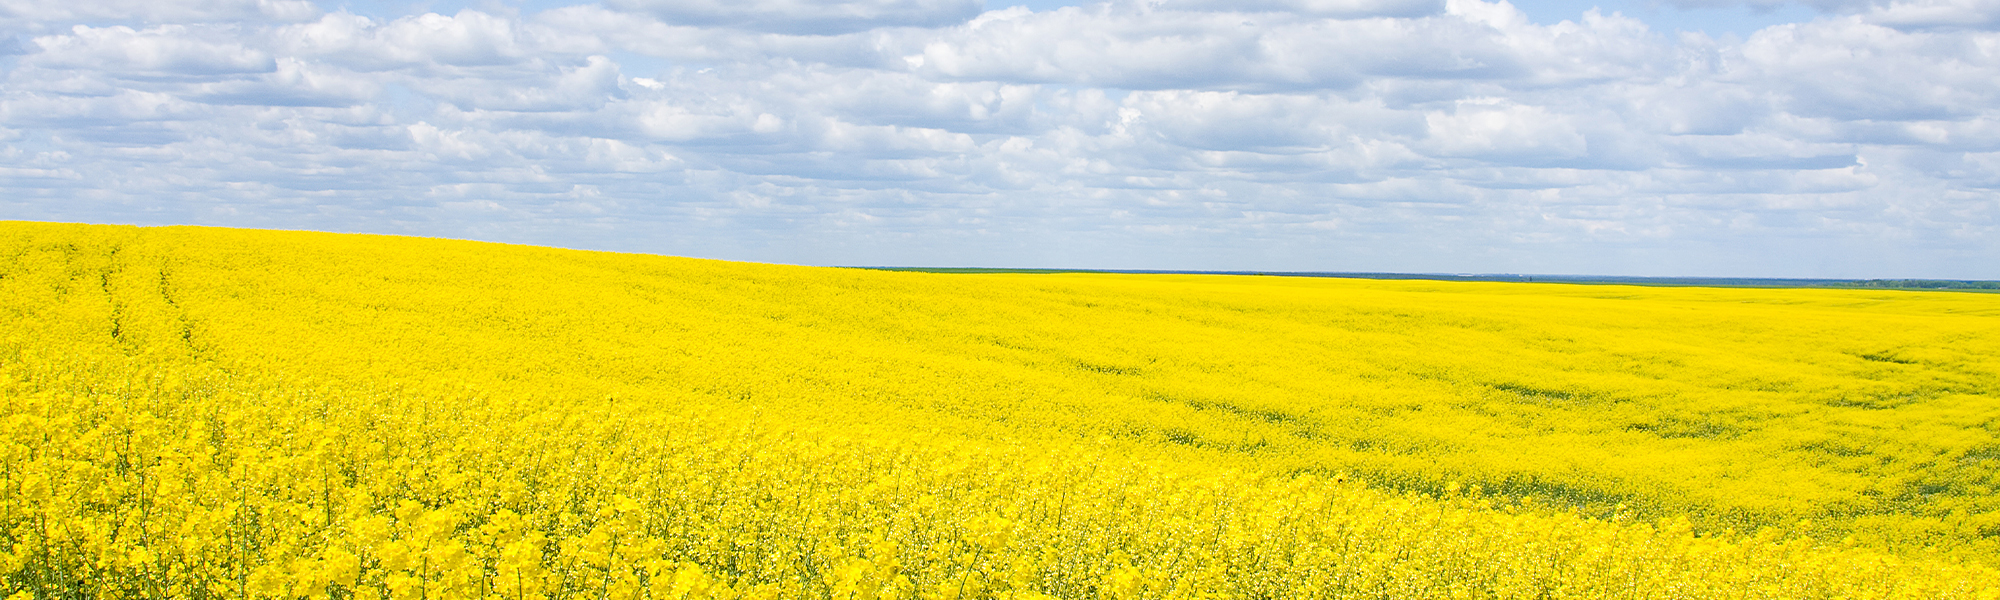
[2,0,1998,277]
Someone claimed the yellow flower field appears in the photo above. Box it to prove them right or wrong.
[3,221,1998,599]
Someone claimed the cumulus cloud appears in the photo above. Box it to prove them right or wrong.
[601,0,984,34]
[29,25,275,77]
[190,57,381,107]
[1424,98,1589,162]
[276,11,540,70]
[1160,0,1446,18]
[889,3,1536,89]
[1649,0,1865,11]
[0,0,317,27]
[1864,0,2000,28]
[0,0,1996,277]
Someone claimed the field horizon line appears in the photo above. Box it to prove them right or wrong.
[851,266,2000,291]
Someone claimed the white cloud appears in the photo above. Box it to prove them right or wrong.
[1648,0,1868,11]
[1864,0,2000,29]
[1736,19,2000,122]
[0,89,207,127]
[278,11,536,70]
[0,0,316,28]
[1160,0,1446,18]
[890,4,1536,89]
[1424,98,1588,162]
[30,25,275,77]
[190,57,381,107]
[602,0,983,34]
[424,55,627,112]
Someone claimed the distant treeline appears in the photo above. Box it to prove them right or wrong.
[857,267,2000,291]
[1845,279,2000,290]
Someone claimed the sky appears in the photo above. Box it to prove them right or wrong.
[2,0,1997,278]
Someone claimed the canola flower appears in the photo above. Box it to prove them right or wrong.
[3,221,1999,599]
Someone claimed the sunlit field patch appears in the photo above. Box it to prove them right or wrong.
[4,222,1998,598]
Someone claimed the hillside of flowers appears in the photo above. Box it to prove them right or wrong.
[4,222,1998,598]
